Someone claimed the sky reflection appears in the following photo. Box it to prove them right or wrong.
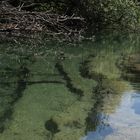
[83,90,140,140]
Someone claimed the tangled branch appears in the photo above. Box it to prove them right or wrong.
[0,1,85,41]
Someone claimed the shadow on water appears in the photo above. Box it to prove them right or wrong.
[27,80,65,85]
[0,61,30,132]
[83,82,115,140]
[45,119,60,140]
[55,62,84,98]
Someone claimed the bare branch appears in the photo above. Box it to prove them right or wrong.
[0,1,85,41]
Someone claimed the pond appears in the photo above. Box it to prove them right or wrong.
[0,34,139,140]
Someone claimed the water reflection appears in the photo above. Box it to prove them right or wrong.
[83,51,140,140]
[83,126,113,140]
[84,89,140,140]
[84,113,114,140]
[132,92,140,115]
[0,34,139,140]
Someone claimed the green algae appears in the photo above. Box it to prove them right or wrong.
[0,33,139,140]
[0,46,97,140]
[0,84,77,140]
[51,53,97,140]
[29,56,64,83]
[0,41,98,140]
[0,53,31,132]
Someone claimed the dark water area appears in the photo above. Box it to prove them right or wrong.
[0,34,139,140]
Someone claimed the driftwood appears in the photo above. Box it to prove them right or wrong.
[0,1,85,41]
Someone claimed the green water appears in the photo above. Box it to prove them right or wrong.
[0,34,139,140]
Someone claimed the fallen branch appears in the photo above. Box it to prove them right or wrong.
[0,1,85,41]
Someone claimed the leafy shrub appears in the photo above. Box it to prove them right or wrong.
[79,0,140,31]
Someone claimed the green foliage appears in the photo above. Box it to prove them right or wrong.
[8,0,140,33]
[79,0,140,30]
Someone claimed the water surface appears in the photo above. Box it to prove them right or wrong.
[0,34,139,140]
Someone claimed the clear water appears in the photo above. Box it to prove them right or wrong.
[0,34,139,140]
[83,90,140,140]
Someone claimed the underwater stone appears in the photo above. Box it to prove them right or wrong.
[45,119,60,134]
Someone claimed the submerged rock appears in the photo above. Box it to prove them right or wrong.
[45,119,60,134]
